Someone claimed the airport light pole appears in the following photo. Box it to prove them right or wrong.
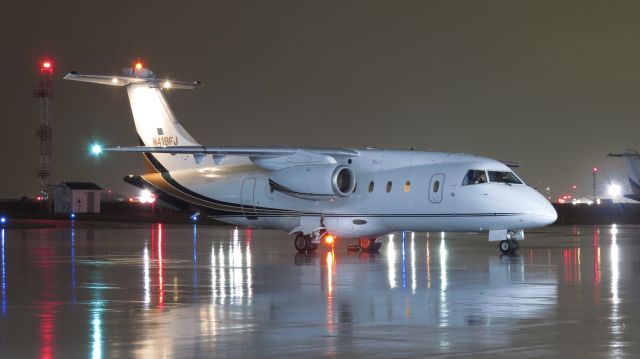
[592,167,598,203]
[34,60,53,204]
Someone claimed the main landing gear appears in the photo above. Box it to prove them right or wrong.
[498,239,520,254]
[358,237,382,253]
[294,233,384,253]
[294,233,319,253]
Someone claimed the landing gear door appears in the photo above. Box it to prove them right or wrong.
[241,177,258,219]
[428,173,445,203]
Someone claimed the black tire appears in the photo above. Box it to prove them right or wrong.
[371,242,382,252]
[294,234,308,252]
[305,241,319,252]
[499,240,511,254]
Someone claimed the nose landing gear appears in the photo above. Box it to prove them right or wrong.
[498,239,520,254]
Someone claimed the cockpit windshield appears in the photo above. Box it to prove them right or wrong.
[462,170,487,185]
[463,169,524,185]
[488,171,523,184]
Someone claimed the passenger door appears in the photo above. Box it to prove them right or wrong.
[428,173,445,203]
[241,177,258,219]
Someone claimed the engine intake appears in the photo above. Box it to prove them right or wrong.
[269,164,356,199]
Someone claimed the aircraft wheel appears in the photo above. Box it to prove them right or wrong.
[372,241,382,251]
[499,240,511,254]
[305,241,319,252]
[294,234,308,252]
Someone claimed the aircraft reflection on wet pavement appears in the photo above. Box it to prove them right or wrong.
[0,223,636,358]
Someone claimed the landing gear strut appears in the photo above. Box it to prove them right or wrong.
[498,239,519,254]
[358,237,382,253]
[294,234,319,253]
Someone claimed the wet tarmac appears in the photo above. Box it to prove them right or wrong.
[0,222,638,358]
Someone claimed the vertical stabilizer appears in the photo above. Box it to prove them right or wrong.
[621,150,640,195]
[64,66,204,172]
[608,149,640,201]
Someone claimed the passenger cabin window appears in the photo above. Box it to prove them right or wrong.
[433,180,440,193]
[386,181,392,193]
[462,170,487,185]
[368,181,374,193]
[404,181,411,193]
[488,171,523,184]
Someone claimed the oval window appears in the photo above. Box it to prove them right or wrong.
[433,180,440,193]
[404,181,411,193]
[368,181,374,193]
[386,181,392,193]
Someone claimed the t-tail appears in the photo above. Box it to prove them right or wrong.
[608,149,640,201]
[63,65,204,172]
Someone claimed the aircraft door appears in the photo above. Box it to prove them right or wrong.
[87,192,95,212]
[241,177,258,219]
[428,173,445,203]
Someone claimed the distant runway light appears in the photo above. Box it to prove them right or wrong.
[90,144,103,156]
[111,77,118,84]
[70,213,75,219]
[608,183,622,198]
[0,217,5,225]
[163,80,172,89]
[139,190,156,204]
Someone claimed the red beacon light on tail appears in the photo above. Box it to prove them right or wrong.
[130,61,153,78]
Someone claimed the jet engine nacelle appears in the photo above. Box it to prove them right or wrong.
[269,164,356,199]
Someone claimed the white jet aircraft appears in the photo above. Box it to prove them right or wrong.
[608,149,640,202]
[64,65,557,254]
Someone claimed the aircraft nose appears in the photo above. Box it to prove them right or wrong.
[538,197,558,225]
[528,190,557,226]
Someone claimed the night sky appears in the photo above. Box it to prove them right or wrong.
[3,1,640,199]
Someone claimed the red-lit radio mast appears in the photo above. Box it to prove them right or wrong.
[34,60,53,200]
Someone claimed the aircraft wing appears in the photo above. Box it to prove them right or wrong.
[103,146,359,169]
[104,146,357,157]
[625,194,640,202]
[608,150,640,157]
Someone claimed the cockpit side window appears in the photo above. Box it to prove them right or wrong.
[488,171,523,184]
[462,170,487,185]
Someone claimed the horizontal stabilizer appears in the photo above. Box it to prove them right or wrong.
[63,70,204,90]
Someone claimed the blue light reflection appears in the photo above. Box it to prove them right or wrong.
[1,229,6,315]
[71,224,76,304]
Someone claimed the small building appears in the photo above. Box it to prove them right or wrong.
[54,182,103,214]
